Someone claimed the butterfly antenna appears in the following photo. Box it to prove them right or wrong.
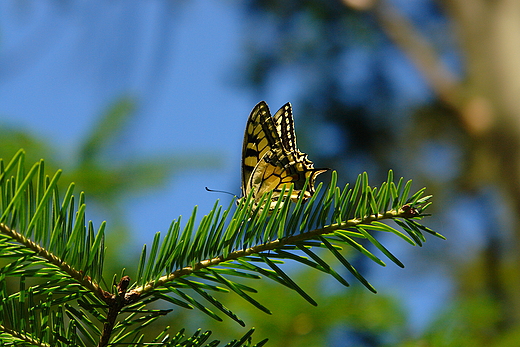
[205,187,237,197]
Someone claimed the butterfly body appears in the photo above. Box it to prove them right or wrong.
[240,101,328,211]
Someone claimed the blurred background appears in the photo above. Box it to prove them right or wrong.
[1,1,519,346]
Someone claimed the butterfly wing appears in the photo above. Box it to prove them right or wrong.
[272,102,297,152]
[271,103,329,199]
[241,101,329,210]
[241,101,283,199]
[249,147,328,206]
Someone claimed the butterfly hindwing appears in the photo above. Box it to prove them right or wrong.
[272,102,327,195]
[272,102,297,152]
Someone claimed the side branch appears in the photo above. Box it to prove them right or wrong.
[372,1,461,109]
[0,323,50,347]
[131,206,414,298]
[0,223,111,303]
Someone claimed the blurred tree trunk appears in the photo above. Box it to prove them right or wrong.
[443,0,520,327]
[395,0,520,329]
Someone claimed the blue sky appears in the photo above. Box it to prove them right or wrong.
[0,1,453,335]
[0,2,275,242]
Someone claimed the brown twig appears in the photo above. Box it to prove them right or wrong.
[98,276,134,347]
[372,1,462,109]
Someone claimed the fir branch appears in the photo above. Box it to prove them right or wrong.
[0,323,50,347]
[0,223,110,303]
[131,204,418,298]
[0,150,440,346]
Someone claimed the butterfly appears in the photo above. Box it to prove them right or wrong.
[240,101,328,212]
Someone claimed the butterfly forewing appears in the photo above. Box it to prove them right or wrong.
[241,101,282,196]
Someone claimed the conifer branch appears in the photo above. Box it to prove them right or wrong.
[0,223,111,303]
[131,204,421,298]
[0,151,439,346]
[0,323,50,347]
